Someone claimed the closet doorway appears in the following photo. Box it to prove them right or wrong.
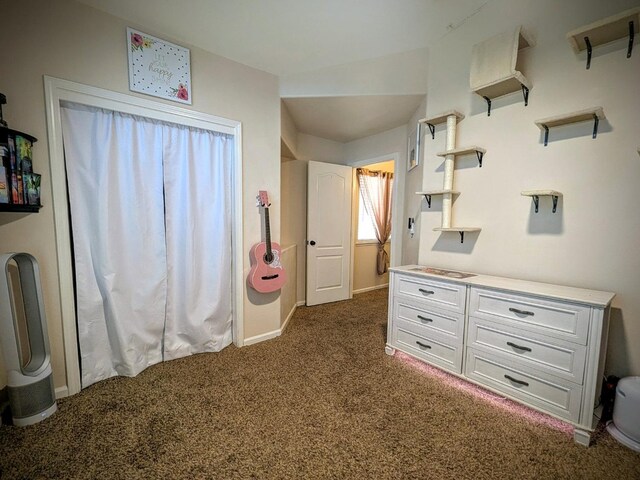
[44,77,243,395]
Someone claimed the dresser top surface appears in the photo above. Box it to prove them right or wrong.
[391,265,616,307]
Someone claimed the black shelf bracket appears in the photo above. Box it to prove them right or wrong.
[585,36,592,69]
[530,195,559,213]
[531,195,540,213]
[592,113,599,139]
[522,85,530,106]
[426,123,435,139]
[423,194,432,208]
[459,231,465,243]
[542,125,549,146]
[483,96,492,116]
[476,150,484,168]
[628,21,635,58]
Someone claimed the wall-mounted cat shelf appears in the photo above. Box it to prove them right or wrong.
[534,107,604,146]
[416,190,460,208]
[521,190,562,213]
[567,7,639,69]
[419,110,465,139]
[436,146,486,167]
[433,227,481,244]
[470,26,534,116]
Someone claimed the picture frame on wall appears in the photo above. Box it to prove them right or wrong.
[407,124,421,171]
[126,27,192,105]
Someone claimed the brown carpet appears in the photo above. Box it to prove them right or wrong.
[1,288,639,479]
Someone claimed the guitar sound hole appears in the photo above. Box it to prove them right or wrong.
[264,253,274,264]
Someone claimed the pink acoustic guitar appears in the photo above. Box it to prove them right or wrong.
[248,191,286,293]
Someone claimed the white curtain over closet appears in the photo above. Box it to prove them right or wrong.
[61,103,233,389]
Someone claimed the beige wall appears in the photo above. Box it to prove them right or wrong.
[0,0,281,391]
[417,0,640,376]
[281,158,307,304]
[353,243,391,292]
[279,244,297,327]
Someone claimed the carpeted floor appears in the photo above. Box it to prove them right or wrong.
[1,288,639,479]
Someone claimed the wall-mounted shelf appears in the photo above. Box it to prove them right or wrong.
[470,26,534,116]
[567,7,640,69]
[435,146,486,167]
[419,110,465,139]
[521,190,562,213]
[0,204,41,213]
[433,227,481,244]
[416,190,460,208]
[534,107,605,146]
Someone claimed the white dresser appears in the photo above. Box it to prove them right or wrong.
[386,266,615,446]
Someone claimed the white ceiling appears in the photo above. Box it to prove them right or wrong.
[76,0,489,143]
[76,0,490,76]
[283,95,424,143]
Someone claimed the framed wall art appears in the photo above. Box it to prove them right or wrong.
[127,27,192,105]
[407,124,421,171]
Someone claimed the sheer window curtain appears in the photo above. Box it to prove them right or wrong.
[61,103,233,388]
[356,168,393,275]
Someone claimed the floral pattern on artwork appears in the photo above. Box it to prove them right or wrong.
[130,33,155,51]
[169,84,189,101]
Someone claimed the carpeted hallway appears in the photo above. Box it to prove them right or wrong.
[1,288,639,479]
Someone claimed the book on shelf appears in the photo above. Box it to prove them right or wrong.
[0,127,40,207]
[0,166,8,203]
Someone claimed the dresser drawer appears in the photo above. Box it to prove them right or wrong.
[394,323,462,374]
[468,316,587,383]
[465,348,582,422]
[469,288,590,345]
[393,297,464,339]
[394,274,466,313]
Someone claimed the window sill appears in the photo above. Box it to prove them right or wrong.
[356,240,391,246]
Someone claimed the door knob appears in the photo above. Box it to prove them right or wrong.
[309,240,316,246]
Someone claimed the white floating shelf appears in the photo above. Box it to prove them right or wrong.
[416,190,460,195]
[419,111,466,140]
[521,190,563,213]
[534,107,605,146]
[567,7,640,69]
[473,72,532,102]
[419,110,465,126]
[416,190,460,208]
[435,146,486,167]
[433,227,481,243]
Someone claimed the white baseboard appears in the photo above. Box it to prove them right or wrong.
[55,385,69,399]
[244,300,306,347]
[353,283,389,295]
[281,304,297,334]
[243,328,281,346]
[296,300,305,307]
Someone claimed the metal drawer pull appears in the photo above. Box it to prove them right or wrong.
[417,315,433,323]
[416,341,432,349]
[508,307,534,316]
[506,341,532,352]
[504,374,529,387]
[418,288,435,295]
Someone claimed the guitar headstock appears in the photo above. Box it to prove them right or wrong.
[256,190,270,208]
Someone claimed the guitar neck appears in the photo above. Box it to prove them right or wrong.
[264,206,273,255]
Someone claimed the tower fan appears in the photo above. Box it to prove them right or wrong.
[0,253,57,426]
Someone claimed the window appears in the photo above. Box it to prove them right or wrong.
[356,173,393,242]
[357,189,378,241]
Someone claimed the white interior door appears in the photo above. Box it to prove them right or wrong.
[306,161,353,306]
